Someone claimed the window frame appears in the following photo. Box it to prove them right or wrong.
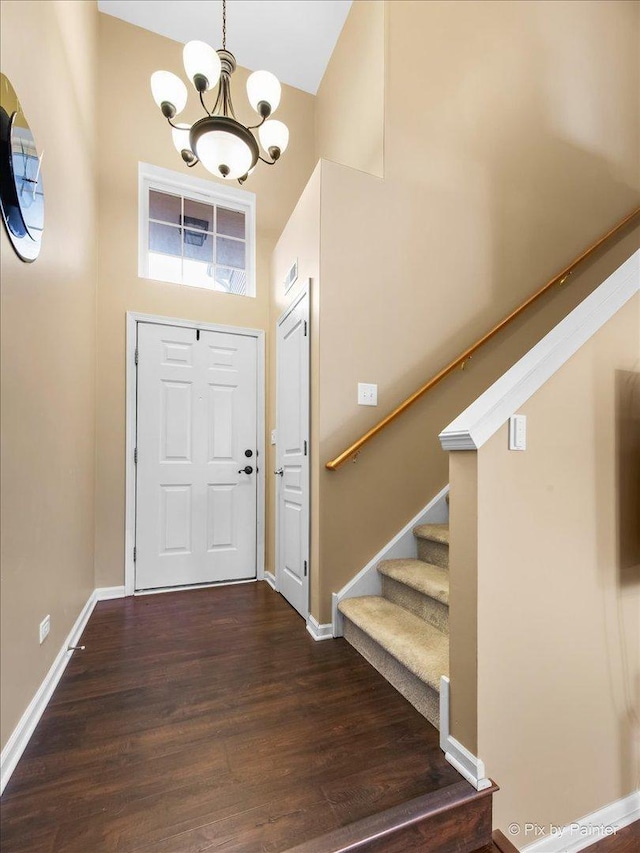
[138,162,257,298]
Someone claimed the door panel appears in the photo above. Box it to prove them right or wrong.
[160,485,192,554]
[161,381,192,460]
[136,323,258,590]
[276,289,310,618]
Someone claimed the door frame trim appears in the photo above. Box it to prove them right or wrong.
[275,281,311,619]
[125,311,266,596]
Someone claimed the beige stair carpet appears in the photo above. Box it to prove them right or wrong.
[339,596,449,691]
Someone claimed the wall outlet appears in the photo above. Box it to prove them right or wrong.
[509,414,527,450]
[39,615,51,644]
[358,383,378,406]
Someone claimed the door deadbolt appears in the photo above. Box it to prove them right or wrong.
[238,465,253,475]
[244,449,253,458]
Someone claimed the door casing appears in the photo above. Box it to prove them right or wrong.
[125,312,265,596]
[275,282,311,619]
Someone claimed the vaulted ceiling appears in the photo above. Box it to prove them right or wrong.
[97,0,353,95]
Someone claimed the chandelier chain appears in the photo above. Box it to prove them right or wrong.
[222,0,226,50]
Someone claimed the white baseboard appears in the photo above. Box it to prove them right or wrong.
[332,485,449,636]
[0,589,98,795]
[521,789,640,853]
[439,676,491,791]
[264,571,277,591]
[306,615,333,641]
[95,585,126,600]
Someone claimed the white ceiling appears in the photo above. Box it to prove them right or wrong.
[97,0,352,95]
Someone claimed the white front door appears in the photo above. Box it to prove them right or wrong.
[135,322,258,590]
[275,287,310,618]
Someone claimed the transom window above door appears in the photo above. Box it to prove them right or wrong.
[138,162,256,296]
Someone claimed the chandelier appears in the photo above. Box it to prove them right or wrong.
[150,0,289,183]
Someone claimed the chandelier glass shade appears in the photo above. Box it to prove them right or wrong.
[149,0,289,183]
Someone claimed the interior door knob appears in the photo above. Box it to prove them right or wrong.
[238,465,253,475]
[274,468,284,476]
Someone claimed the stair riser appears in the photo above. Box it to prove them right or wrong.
[286,783,495,853]
[382,576,449,635]
[343,618,440,729]
[346,793,493,853]
[417,538,449,569]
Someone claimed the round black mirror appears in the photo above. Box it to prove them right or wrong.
[0,74,45,262]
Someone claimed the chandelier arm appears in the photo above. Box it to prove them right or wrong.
[199,90,212,116]
[166,117,185,130]
[211,82,224,116]
[258,155,277,166]
[247,115,267,131]
[223,77,237,119]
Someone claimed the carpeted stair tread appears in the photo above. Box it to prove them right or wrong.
[338,596,449,691]
[413,523,449,545]
[378,559,449,605]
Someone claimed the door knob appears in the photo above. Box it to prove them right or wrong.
[274,468,284,476]
[238,465,253,475]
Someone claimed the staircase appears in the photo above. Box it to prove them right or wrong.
[338,523,450,729]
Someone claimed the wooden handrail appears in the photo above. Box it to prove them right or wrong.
[326,206,640,470]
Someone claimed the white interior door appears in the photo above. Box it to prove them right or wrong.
[135,322,258,590]
[275,288,310,618]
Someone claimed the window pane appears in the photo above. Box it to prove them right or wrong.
[217,206,245,239]
[216,236,245,269]
[183,258,215,289]
[149,190,181,225]
[183,229,213,263]
[148,252,181,284]
[149,221,182,257]
[214,266,247,295]
[184,199,214,233]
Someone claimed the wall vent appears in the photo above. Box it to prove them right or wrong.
[284,259,298,293]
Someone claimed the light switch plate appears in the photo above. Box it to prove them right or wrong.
[39,615,51,644]
[509,415,527,450]
[358,383,378,406]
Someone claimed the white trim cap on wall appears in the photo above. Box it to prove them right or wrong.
[439,250,639,451]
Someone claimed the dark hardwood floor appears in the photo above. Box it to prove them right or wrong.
[0,583,463,852]
[583,820,640,853]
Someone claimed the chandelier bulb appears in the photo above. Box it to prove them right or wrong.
[259,120,289,157]
[151,71,188,118]
[183,41,221,92]
[247,71,281,116]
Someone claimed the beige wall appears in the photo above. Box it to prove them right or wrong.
[315,0,385,178]
[466,294,639,836]
[0,0,98,748]
[94,14,316,587]
[309,0,640,623]
[448,450,479,753]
